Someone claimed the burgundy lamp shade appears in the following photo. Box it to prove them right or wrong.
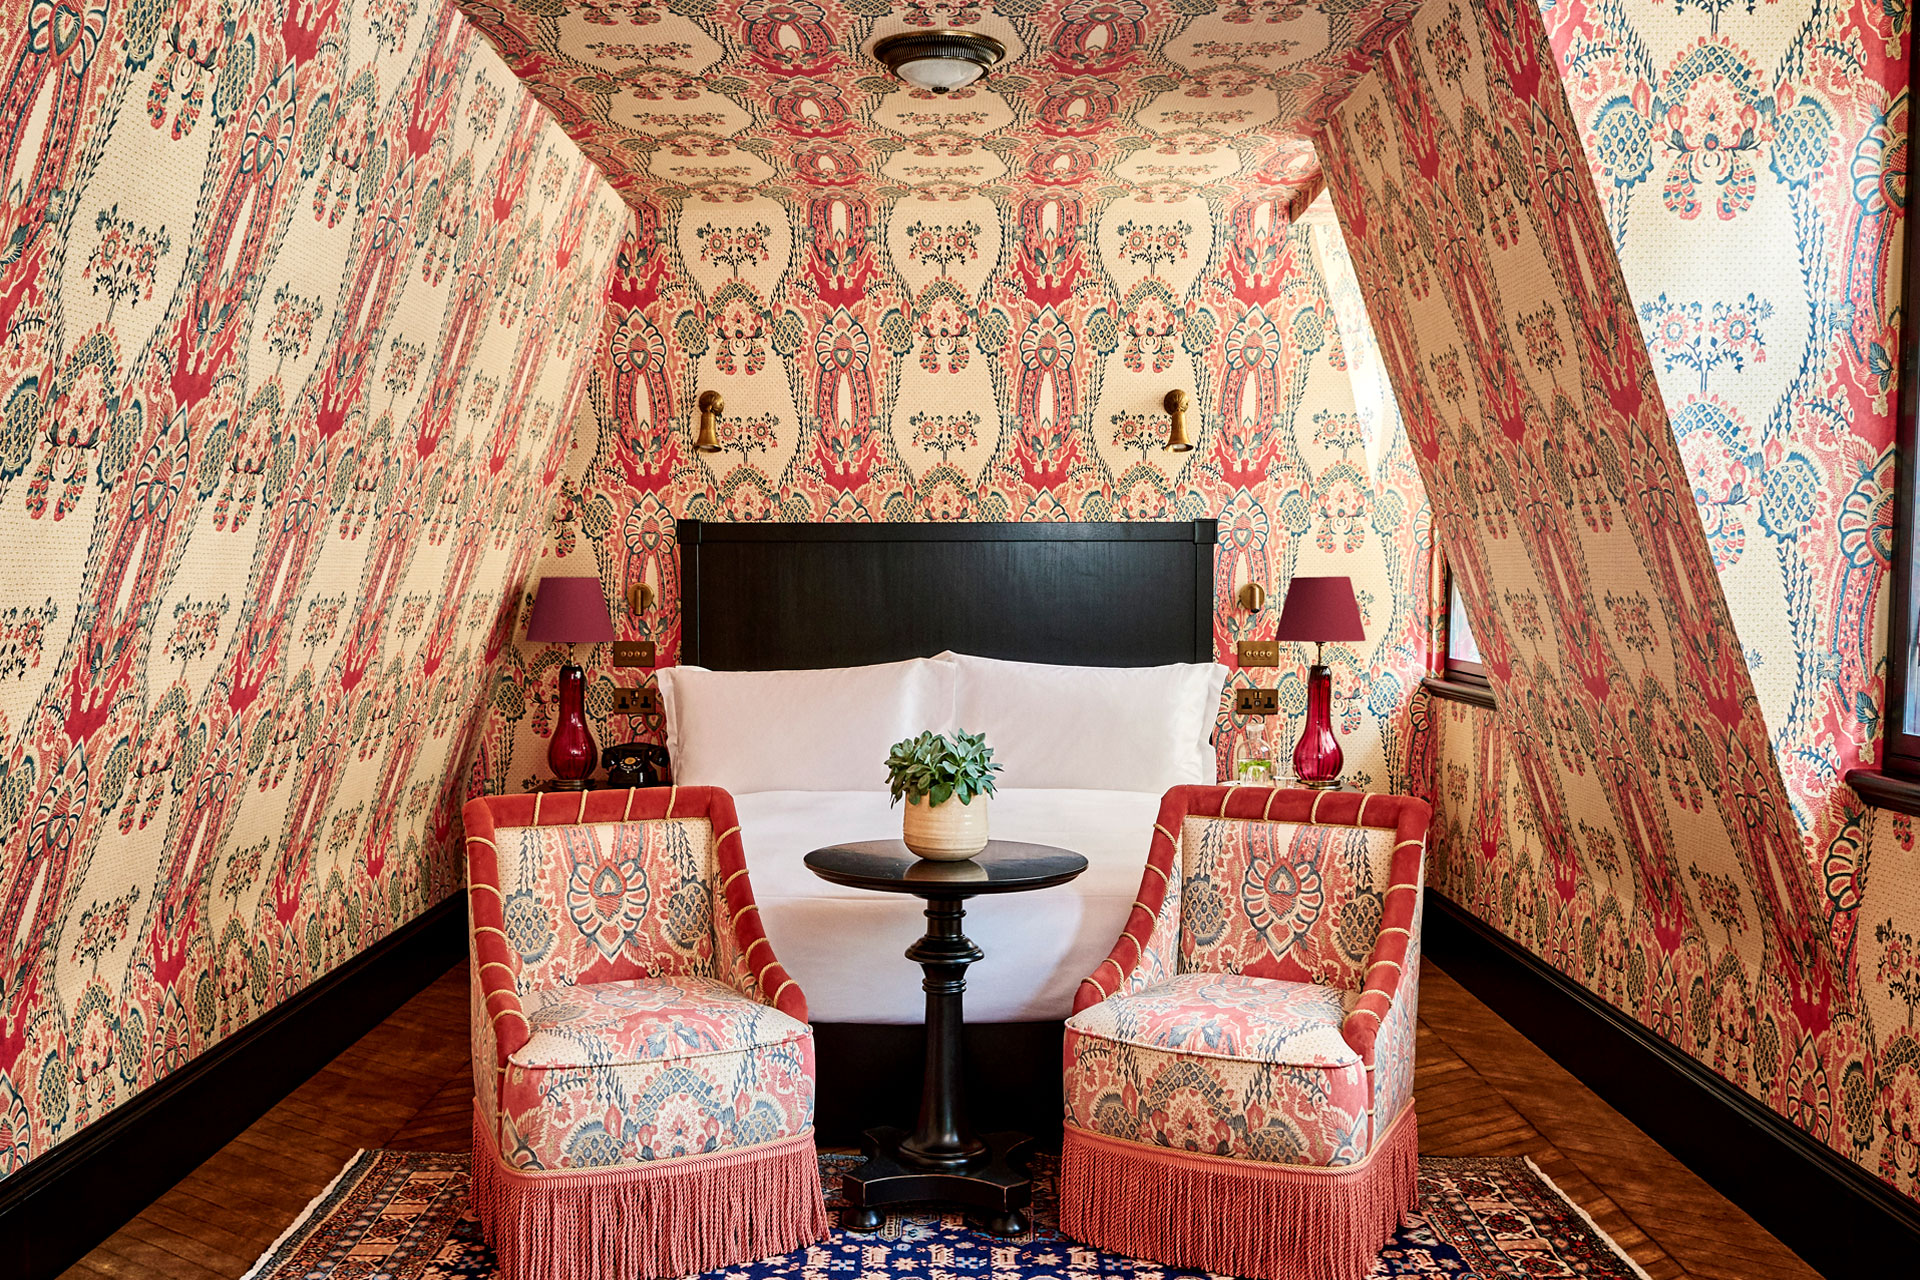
[1273,576,1365,643]
[525,576,615,644]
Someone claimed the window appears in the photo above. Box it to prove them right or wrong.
[1425,560,1494,708]
[1445,576,1486,684]
[1852,204,1920,809]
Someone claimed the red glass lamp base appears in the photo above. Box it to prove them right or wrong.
[548,662,599,784]
[1292,662,1343,789]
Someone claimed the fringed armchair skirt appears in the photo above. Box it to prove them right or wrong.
[464,786,829,1280]
[1058,786,1430,1280]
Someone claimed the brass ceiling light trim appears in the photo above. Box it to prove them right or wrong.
[1162,389,1193,452]
[872,29,1007,95]
[694,390,724,453]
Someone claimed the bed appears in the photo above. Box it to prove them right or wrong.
[673,518,1219,1136]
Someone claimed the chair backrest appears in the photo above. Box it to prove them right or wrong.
[466,789,740,996]
[492,814,719,990]
[1177,812,1401,989]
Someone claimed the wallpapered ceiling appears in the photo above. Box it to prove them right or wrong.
[0,0,627,1174]
[1322,0,1916,1201]
[448,0,1426,210]
[480,190,1432,796]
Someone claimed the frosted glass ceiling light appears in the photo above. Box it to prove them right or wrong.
[873,30,1006,94]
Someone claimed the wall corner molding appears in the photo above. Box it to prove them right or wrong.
[1425,892,1919,1278]
[0,893,466,1280]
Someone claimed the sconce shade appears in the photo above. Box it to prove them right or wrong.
[1274,575,1364,643]
[526,576,615,644]
[695,389,724,453]
[1162,389,1192,452]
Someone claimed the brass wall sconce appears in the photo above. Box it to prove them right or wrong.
[1162,389,1192,452]
[1237,582,1267,612]
[626,581,655,614]
[694,390,724,453]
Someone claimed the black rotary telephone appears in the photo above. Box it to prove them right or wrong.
[603,743,670,789]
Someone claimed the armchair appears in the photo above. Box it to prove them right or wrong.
[1060,785,1429,1280]
[464,786,828,1280]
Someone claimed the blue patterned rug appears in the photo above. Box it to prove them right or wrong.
[244,1149,1650,1278]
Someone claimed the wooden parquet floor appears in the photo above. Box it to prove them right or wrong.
[60,960,1820,1280]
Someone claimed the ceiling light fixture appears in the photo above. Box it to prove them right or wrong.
[872,29,1006,95]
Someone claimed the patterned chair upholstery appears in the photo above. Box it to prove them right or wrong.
[1059,786,1429,1280]
[464,787,828,1280]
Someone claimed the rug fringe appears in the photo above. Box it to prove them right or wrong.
[1521,1156,1655,1280]
[1058,1107,1418,1280]
[471,1107,829,1280]
[239,1149,372,1280]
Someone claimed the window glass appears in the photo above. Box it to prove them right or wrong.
[1447,579,1482,668]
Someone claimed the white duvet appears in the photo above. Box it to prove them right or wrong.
[734,789,1162,1024]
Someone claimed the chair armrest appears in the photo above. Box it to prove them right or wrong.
[1074,788,1195,1013]
[463,798,530,1067]
[1340,801,1430,1061]
[707,791,809,1023]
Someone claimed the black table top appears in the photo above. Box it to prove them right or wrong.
[803,840,1089,897]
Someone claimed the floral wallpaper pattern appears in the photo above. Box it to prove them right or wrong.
[477,189,1433,799]
[0,0,626,1176]
[448,0,1426,210]
[444,0,1445,794]
[1325,0,1916,1202]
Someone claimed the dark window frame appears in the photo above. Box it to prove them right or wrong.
[1847,88,1920,810]
[1424,558,1494,709]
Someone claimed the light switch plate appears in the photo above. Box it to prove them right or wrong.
[611,640,656,668]
[1234,687,1280,716]
[609,686,659,715]
[1236,640,1279,668]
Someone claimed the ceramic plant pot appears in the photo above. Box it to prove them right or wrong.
[901,793,989,861]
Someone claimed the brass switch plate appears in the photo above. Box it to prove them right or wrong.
[609,686,659,715]
[1237,640,1279,668]
[1234,687,1280,716]
[611,640,656,668]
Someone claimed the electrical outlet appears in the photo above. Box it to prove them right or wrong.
[1236,639,1279,668]
[609,686,659,715]
[1234,687,1279,716]
[611,640,656,668]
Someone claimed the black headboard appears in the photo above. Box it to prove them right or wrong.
[678,520,1217,670]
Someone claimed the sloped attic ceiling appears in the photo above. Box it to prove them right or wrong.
[451,0,1422,210]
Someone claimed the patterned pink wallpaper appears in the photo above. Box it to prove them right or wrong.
[1324,0,1916,1202]
[479,191,1435,798]
[0,0,626,1175]
[443,1,1451,795]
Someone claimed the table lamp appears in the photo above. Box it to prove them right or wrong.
[526,575,615,788]
[1274,575,1365,789]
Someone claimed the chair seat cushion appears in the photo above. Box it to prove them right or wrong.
[497,977,814,1170]
[1064,973,1371,1167]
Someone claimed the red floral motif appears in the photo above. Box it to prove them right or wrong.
[562,830,654,964]
[1179,817,1391,987]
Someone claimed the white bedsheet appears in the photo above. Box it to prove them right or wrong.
[734,789,1162,1024]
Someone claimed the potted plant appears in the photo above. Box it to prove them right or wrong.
[886,730,1001,860]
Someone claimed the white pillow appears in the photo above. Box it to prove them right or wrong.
[938,652,1227,792]
[657,659,957,794]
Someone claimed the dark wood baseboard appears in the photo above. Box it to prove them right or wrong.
[813,1021,1063,1147]
[1425,893,1920,1278]
[0,892,466,1280]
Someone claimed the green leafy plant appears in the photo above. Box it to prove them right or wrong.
[885,730,1001,808]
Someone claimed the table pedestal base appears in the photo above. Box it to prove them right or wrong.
[839,1127,1033,1237]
